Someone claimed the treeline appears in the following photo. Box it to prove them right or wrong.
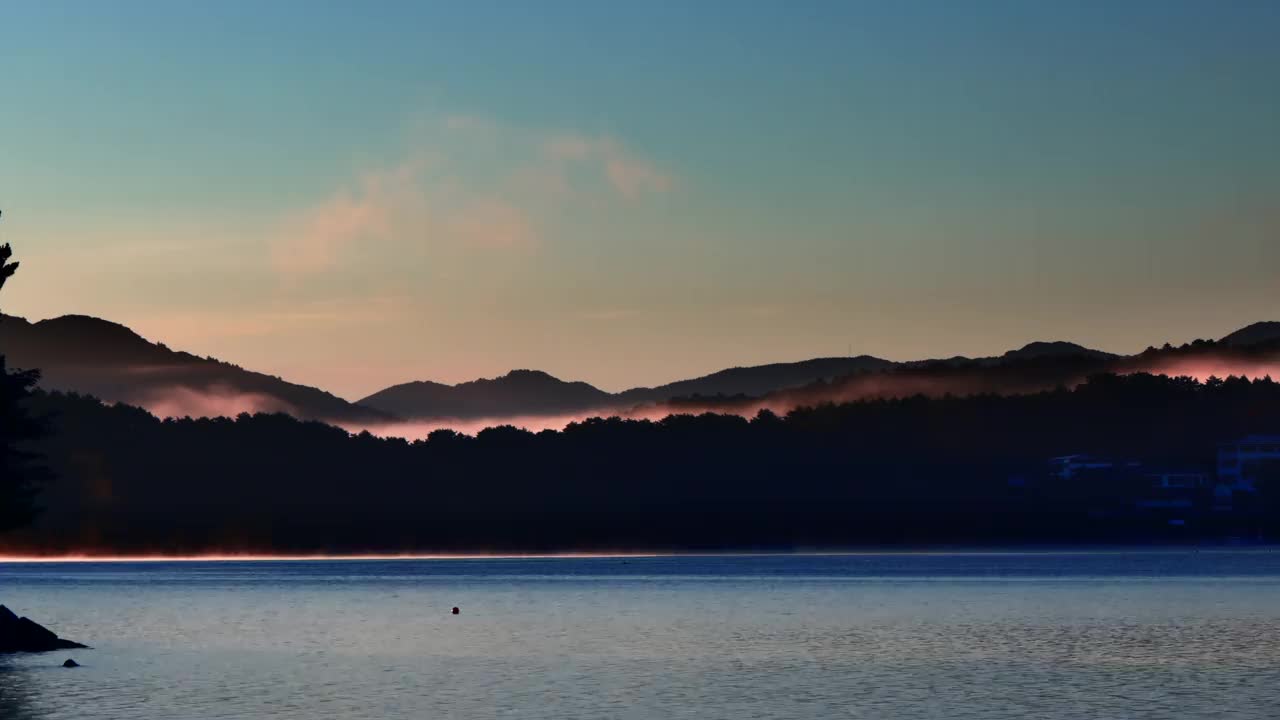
[7,373,1280,554]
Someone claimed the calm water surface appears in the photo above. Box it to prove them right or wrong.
[1,552,1279,719]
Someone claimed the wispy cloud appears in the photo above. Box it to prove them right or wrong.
[272,175,398,276]
[447,200,538,249]
[269,113,674,281]
[543,134,673,199]
[270,156,431,278]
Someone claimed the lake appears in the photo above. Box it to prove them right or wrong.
[1,551,1278,719]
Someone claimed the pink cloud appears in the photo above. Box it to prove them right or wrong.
[543,136,595,161]
[605,154,672,199]
[271,192,388,275]
[543,134,673,199]
[448,200,538,249]
[270,114,671,282]
[270,160,424,277]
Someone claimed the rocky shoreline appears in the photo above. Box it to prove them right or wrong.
[0,605,87,653]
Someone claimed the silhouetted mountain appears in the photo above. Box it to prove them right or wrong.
[901,341,1114,370]
[640,330,1280,419]
[652,347,1121,416]
[997,341,1116,363]
[358,325,1280,422]
[617,356,895,405]
[1220,322,1280,348]
[361,358,897,420]
[360,369,613,419]
[7,310,1280,426]
[0,313,390,424]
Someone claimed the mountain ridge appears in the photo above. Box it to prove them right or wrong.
[999,341,1116,362]
[1220,322,1280,348]
[5,311,1278,425]
[358,369,614,420]
[0,313,391,424]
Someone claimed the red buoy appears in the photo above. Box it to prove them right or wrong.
[451,606,460,615]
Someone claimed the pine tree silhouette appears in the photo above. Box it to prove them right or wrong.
[0,210,46,532]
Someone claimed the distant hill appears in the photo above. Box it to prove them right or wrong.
[900,341,1115,370]
[996,341,1116,363]
[0,314,390,424]
[359,357,900,420]
[637,326,1280,418]
[358,325,1280,421]
[359,369,613,420]
[1220,322,1280,348]
[5,310,1279,426]
[615,356,895,405]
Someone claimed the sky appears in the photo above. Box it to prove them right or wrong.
[1,1,1278,399]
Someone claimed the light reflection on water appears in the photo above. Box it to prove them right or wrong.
[1,552,1279,719]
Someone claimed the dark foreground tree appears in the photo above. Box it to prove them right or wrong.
[0,219,47,532]
[0,214,88,653]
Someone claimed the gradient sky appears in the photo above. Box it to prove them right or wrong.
[2,1,1278,399]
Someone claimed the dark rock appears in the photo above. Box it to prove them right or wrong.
[62,659,80,668]
[0,605,88,653]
